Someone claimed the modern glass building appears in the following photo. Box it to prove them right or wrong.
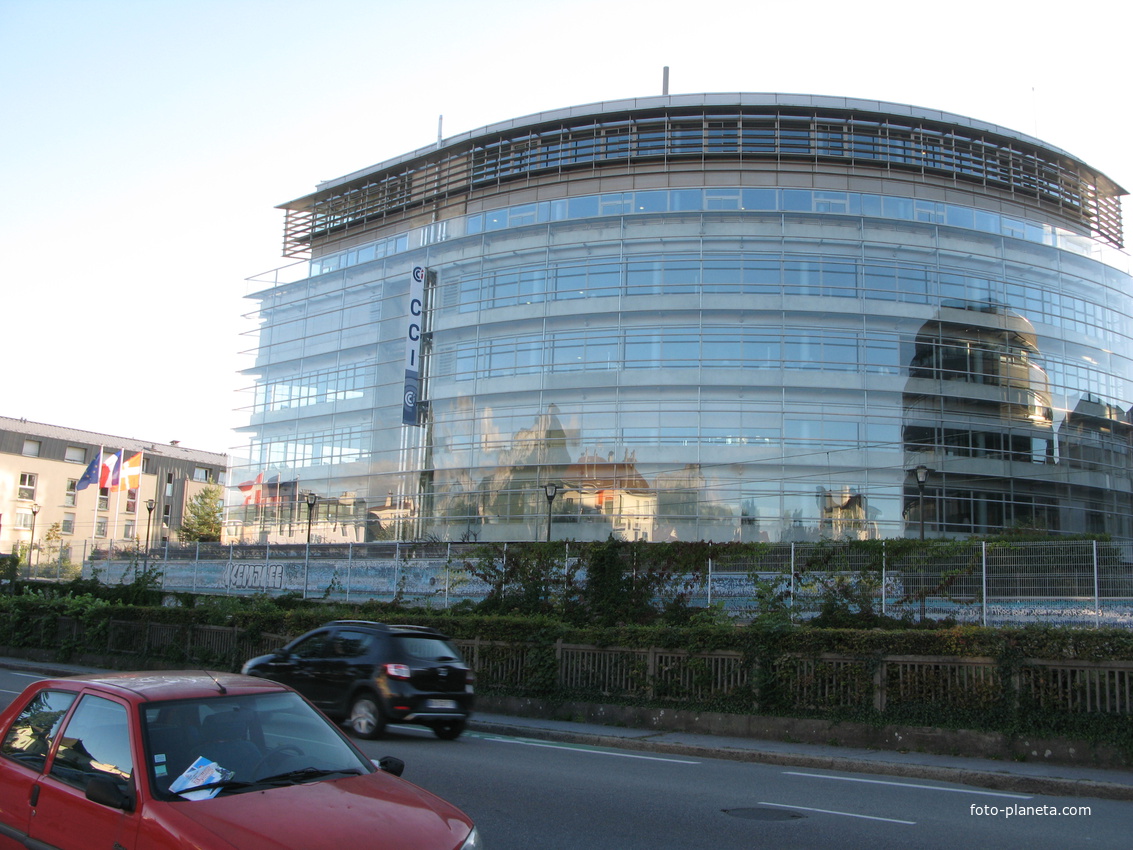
[234,93,1132,544]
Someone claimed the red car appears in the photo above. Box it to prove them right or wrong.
[0,671,479,850]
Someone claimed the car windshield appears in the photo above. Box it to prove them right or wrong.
[143,690,372,798]
[393,636,464,663]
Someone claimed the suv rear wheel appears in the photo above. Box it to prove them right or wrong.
[347,694,387,739]
[432,720,465,740]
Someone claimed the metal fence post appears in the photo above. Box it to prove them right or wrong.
[981,541,988,626]
[1093,539,1101,629]
[707,558,713,607]
[789,542,796,621]
[881,539,887,618]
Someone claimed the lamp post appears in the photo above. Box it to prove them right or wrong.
[144,499,156,566]
[914,465,930,541]
[912,465,931,622]
[543,483,558,543]
[28,504,40,572]
[305,493,319,544]
[303,493,319,599]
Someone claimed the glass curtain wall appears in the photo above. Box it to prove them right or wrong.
[237,194,1133,544]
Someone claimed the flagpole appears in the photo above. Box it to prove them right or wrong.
[107,450,123,548]
[89,445,103,557]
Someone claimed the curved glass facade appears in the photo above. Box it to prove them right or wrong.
[236,95,1132,544]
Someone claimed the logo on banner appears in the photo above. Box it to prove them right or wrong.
[403,266,427,425]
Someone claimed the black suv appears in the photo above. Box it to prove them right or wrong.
[242,621,474,740]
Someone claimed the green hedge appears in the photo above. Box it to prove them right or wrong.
[3,588,1132,758]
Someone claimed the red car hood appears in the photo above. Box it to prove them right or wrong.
[148,772,472,850]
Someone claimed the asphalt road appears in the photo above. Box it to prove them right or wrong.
[355,722,1131,849]
[2,667,1131,849]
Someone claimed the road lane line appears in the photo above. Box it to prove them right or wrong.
[785,771,1032,799]
[0,672,47,695]
[471,733,699,764]
[758,801,915,824]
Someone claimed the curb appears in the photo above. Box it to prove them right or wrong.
[468,720,1133,802]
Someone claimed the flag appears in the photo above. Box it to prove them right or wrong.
[76,452,102,491]
[113,452,142,493]
[100,450,123,490]
[239,473,264,505]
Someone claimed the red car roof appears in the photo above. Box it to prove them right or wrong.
[44,671,293,703]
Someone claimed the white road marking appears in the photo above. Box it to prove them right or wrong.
[0,671,46,695]
[759,801,916,824]
[472,733,700,764]
[785,771,1033,799]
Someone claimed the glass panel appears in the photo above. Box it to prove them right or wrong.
[51,696,132,790]
[1,689,76,772]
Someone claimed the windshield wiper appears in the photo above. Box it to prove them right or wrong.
[171,779,254,797]
[256,767,363,785]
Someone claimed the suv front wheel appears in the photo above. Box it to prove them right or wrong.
[347,694,387,739]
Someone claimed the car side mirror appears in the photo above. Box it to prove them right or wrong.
[376,756,404,777]
[86,776,135,812]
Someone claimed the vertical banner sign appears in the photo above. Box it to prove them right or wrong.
[402,266,426,425]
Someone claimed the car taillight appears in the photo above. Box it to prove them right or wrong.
[384,663,411,680]
[465,671,475,684]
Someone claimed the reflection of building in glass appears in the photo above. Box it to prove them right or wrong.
[817,486,879,541]
[234,94,1132,543]
[561,450,654,541]
[902,305,1059,534]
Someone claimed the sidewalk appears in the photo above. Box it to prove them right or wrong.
[4,656,1131,801]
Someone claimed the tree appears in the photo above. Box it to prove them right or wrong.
[179,485,224,542]
[42,522,62,565]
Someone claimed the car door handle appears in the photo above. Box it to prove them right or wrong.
[29,785,39,807]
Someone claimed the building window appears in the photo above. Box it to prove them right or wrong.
[18,473,36,501]
[62,513,75,535]
[165,473,174,498]
[124,521,135,540]
[95,517,108,538]
[126,489,137,514]
[64,446,86,464]
[193,467,210,483]
[98,487,109,511]
[162,504,171,527]
[65,480,77,507]
[15,510,33,530]
[22,440,40,457]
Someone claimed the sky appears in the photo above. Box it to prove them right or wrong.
[2,0,1131,458]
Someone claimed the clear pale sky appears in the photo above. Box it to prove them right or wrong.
[3,0,1130,457]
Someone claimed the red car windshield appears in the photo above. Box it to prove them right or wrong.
[142,691,372,797]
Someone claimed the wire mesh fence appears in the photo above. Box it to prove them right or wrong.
[71,539,1133,628]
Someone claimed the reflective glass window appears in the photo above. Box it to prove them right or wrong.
[633,191,668,213]
[2,689,76,773]
[741,188,777,210]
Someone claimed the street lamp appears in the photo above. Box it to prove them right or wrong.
[543,483,558,543]
[305,493,319,544]
[914,465,930,541]
[144,499,156,565]
[911,465,932,622]
[28,504,40,570]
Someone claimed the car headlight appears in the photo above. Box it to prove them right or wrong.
[459,826,481,849]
